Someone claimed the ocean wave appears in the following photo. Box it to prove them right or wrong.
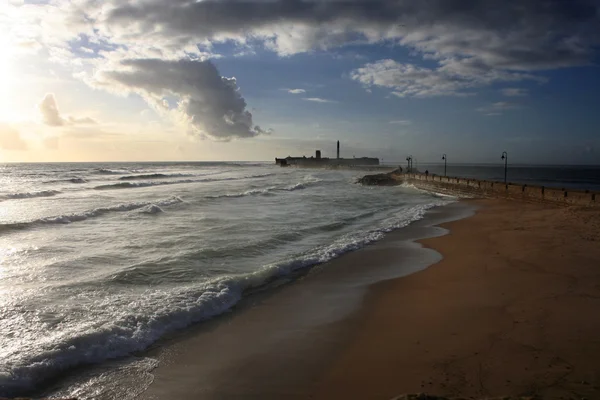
[0,197,183,232]
[139,204,164,214]
[118,173,193,181]
[1,190,61,200]
[94,181,171,190]
[400,182,461,199]
[0,200,451,397]
[94,174,275,191]
[43,177,87,184]
[204,179,321,200]
[281,180,319,191]
[206,187,277,199]
[95,168,130,175]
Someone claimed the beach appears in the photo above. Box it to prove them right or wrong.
[140,198,600,400]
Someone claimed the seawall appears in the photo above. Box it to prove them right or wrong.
[403,173,599,207]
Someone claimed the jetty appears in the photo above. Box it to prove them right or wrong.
[357,170,600,207]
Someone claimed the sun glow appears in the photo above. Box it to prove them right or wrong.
[0,37,14,122]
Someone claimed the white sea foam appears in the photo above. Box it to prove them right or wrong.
[1,190,61,200]
[94,174,275,190]
[118,173,194,181]
[401,182,463,199]
[139,204,164,214]
[95,168,130,175]
[0,199,450,397]
[205,179,322,199]
[207,187,276,198]
[0,197,183,231]
[0,163,458,398]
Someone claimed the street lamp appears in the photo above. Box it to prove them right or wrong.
[406,155,412,173]
[501,151,508,183]
[442,154,447,177]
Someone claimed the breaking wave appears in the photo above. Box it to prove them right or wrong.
[1,190,61,200]
[139,204,164,214]
[205,179,322,200]
[0,197,183,232]
[282,179,322,191]
[94,168,132,175]
[94,174,275,190]
[43,177,87,184]
[118,173,193,181]
[0,201,448,397]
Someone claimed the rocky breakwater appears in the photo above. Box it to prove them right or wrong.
[357,169,403,186]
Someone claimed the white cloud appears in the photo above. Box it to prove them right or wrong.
[501,88,529,97]
[351,59,542,98]
[302,97,337,103]
[38,94,65,127]
[287,89,306,94]
[91,58,268,140]
[389,120,411,125]
[38,94,97,127]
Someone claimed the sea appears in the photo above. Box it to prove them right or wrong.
[0,162,597,398]
[0,162,453,398]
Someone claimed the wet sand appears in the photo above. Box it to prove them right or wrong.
[140,199,600,399]
[139,202,473,400]
[316,199,600,399]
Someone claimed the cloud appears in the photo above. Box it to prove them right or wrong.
[477,101,520,116]
[287,89,306,94]
[97,1,598,68]
[0,124,28,151]
[6,0,600,130]
[351,59,541,97]
[15,39,43,54]
[39,94,65,127]
[389,120,412,125]
[38,94,97,127]
[12,1,597,70]
[501,88,529,97]
[92,58,267,140]
[302,97,337,104]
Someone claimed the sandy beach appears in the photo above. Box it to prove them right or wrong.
[140,199,600,400]
[316,199,600,399]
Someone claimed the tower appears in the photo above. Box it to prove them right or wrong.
[337,140,340,159]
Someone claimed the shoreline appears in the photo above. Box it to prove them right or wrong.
[47,197,600,400]
[315,199,600,399]
[36,191,466,399]
[133,201,474,399]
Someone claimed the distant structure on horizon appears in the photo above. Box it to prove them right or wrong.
[275,141,379,167]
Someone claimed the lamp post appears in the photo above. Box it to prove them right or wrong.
[442,154,447,177]
[501,151,508,183]
[406,156,412,173]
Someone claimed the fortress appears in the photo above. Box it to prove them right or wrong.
[275,141,379,167]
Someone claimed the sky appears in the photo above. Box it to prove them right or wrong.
[1,0,599,164]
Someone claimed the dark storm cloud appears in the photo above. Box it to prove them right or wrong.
[102,0,600,69]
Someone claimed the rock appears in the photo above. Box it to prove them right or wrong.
[357,169,403,186]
